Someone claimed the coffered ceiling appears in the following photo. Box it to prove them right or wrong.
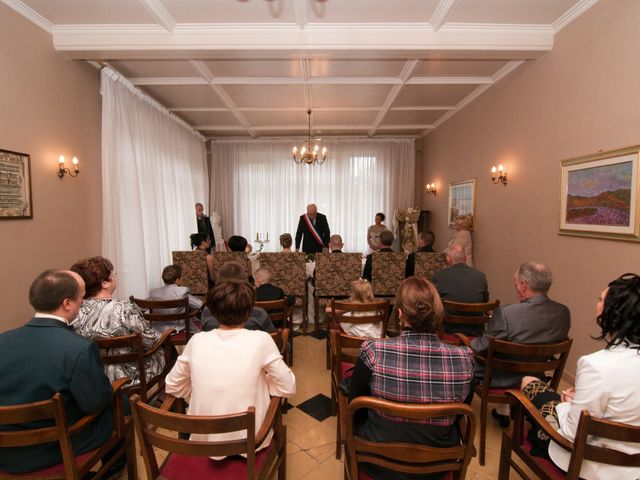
[3,0,598,139]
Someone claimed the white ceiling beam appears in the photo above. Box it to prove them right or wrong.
[406,76,492,85]
[169,107,230,112]
[293,0,309,30]
[553,0,599,33]
[429,0,461,33]
[390,106,454,111]
[138,0,176,33]
[130,77,208,85]
[1,0,53,33]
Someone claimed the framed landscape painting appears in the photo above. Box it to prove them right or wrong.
[0,149,32,219]
[559,145,639,241]
[448,178,476,228]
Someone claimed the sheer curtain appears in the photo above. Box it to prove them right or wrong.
[209,139,415,254]
[101,67,208,299]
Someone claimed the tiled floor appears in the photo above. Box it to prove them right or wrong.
[132,327,569,479]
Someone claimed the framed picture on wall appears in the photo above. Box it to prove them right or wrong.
[448,178,476,228]
[559,145,639,241]
[0,149,32,219]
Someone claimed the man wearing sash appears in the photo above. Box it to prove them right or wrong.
[295,203,331,253]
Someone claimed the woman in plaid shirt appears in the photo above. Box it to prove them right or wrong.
[349,276,475,479]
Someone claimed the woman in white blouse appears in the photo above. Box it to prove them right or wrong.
[521,273,640,480]
[165,280,296,455]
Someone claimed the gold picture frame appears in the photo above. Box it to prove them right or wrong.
[0,149,32,219]
[559,145,640,241]
[448,178,476,228]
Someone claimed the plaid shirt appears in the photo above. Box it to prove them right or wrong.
[360,331,474,426]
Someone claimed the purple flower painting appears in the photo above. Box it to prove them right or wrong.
[566,161,632,227]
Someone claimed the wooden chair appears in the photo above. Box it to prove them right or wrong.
[94,330,175,403]
[371,252,408,299]
[130,295,201,346]
[413,252,448,280]
[172,250,209,295]
[345,397,476,480]
[269,327,291,366]
[130,394,287,480]
[258,299,293,365]
[499,389,640,480]
[326,299,390,369]
[0,378,136,479]
[459,335,573,466]
[329,330,368,459]
[313,253,363,326]
[440,300,500,345]
[258,253,308,327]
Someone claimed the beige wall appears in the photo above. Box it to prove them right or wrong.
[420,0,640,380]
[0,4,102,330]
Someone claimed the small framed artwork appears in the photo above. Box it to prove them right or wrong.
[559,145,639,241]
[448,178,476,228]
[0,149,32,219]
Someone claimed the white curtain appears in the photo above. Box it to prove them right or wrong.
[101,67,208,299]
[209,139,415,254]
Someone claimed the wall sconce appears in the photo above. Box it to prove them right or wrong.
[425,183,437,196]
[491,164,507,186]
[58,155,80,178]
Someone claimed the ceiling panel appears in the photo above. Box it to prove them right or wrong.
[312,129,370,136]
[138,85,225,108]
[203,59,303,78]
[160,0,296,23]
[412,60,510,77]
[21,0,154,24]
[380,109,447,125]
[309,59,407,78]
[202,130,252,138]
[393,84,478,107]
[313,110,378,126]
[255,130,307,137]
[311,85,392,108]
[107,60,197,78]
[174,110,240,127]
[223,85,307,108]
[448,0,579,24]
[375,128,426,136]
[242,110,309,127]
[308,0,439,23]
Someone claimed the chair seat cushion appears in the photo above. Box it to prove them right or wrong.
[160,444,272,480]
[341,361,355,379]
[170,331,187,343]
[521,430,566,480]
[0,451,93,476]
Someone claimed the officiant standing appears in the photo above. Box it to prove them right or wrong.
[295,203,330,253]
[195,202,216,253]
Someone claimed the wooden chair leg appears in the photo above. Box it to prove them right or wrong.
[278,428,287,480]
[126,429,138,480]
[479,395,487,466]
[498,430,513,480]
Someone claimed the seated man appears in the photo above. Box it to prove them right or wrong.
[0,270,116,474]
[432,244,488,337]
[202,262,275,333]
[329,234,344,253]
[362,230,394,281]
[148,264,203,334]
[470,262,570,427]
[405,230,436,277]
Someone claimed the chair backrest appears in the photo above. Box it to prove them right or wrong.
[345,397,476,480]
[256,298,291,330]
[413,252,448,280]
[442,299,500,328]
[258,253,307,296]
[483,337,573,391]
[130,296,193,341]
[315,253,363,297]
[330,330,368,382]
[211,251,250,279]
[172,250,208,295]
[269,328,290,359]
[330,299,390,338]
[371,252,408,297]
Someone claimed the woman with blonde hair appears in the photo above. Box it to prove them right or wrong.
[446,214,473,266]
[340,279,383,338]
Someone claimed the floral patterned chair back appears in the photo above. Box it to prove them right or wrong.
[172,250,208,295]
[211,252,250,279]
[372,252,408,297]
[258,253,307,296]
[414,252,448,280]
[315,253,363,297]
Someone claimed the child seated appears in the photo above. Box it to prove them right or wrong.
[339,279,383,338]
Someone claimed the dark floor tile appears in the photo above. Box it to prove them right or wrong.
[306,329,327,340]
[295,393,332,422]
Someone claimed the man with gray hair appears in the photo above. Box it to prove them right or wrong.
[329,234,344,253]
[295,203,331,253]
[469,262,570,427]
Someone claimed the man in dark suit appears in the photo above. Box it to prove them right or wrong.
[295,203,330,253]
[195,202,215,252]
[362,230,394,281]
[0,270,115,474]
[470,262,570,426]
[405,230,436,277]
[432,244,489,336]
[329,234,344,253]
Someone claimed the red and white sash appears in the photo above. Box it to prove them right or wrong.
[303,214,324,246]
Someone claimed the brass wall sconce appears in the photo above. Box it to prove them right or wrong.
[491,164,507,186]
[425,183,437,196]
[58,155,80,178]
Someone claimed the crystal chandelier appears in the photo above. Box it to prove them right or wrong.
[292,109,327,165]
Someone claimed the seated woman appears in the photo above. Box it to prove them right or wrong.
[165,280,296,454]
[190,232,214,283]
[279,233,293,252]
[70,256,164,386]
[349,276,474,480]
[521,273,640,480]
[337,279,384,339]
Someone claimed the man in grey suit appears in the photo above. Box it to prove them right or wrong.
[432,244,489,336]
[470,262,570,426]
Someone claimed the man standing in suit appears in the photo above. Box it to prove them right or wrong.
[295,203,330,253]
[195,202,215,253]
[432,244,489,336]
[470,262,570,426]
[0,270,115,474]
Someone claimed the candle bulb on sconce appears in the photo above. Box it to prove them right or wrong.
[491,164,507,186]
[57,155,80,178]
[425,182,437,196]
